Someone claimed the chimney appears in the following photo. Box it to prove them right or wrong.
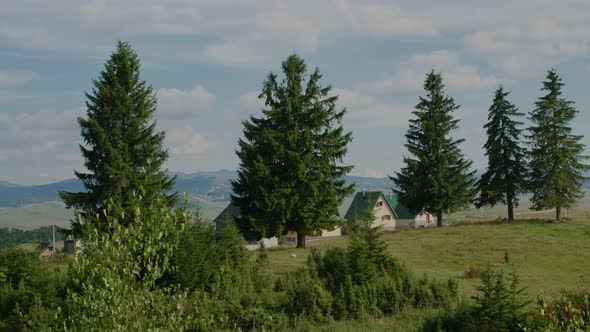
[363,188,366,196]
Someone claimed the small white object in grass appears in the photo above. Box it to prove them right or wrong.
[290,253,297,258]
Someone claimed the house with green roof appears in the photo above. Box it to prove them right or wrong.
[344,191,436,229]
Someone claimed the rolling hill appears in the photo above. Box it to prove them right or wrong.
[0,171,394,208]
[0,171,394,227]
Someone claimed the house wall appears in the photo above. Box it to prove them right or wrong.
[372,195,396,231]
[397,213,437,228]
[321,226,342,237]
[244,237,279,251]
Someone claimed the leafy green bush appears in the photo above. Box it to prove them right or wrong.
[538,290,590,331]
[0,248,66,331]
[283,221,458,322]
[59,186,193,331]
[421,268,532,332]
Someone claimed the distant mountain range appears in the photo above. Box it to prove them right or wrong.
[0,171,394,208]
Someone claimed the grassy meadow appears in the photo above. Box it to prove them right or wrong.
[265,214,590,301]
[6,198,590,330]
[263,213,590,330]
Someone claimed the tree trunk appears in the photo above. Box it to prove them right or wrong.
[507,191,514,221]
[437,211,443,227]
[556,206,561,222]
[296,232,306,248]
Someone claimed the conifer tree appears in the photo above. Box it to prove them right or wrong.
[392,71,475,226]
[59,41,176,235]
[231,54,354,247]
[527,69,589,221]
[474,86,527,221]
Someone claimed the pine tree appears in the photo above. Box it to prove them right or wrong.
[392,71,475,226]
[474,86,527,221]
[231,54,354,248]
[59,41,176,235]
[527,69,589,221]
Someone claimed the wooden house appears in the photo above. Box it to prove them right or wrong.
[344,191,436,229]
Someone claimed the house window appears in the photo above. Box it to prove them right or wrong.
[376,201,383,207]
[381,215,391,221]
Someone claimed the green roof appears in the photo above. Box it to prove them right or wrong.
[344,191,419,221]
[344,191,391,221]
[384,193,418,219]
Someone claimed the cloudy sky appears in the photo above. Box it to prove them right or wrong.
[1,0,590,184]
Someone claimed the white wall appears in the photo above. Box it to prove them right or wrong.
[371,195,396,231]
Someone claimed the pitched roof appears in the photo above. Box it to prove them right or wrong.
[344,191,396,221]
[383,192,418,219]
[344,191,419,221]
[213,203,241,225]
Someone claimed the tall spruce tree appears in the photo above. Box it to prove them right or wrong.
[527,69,589,221]
[474,86,527,221]
[231,54,354,248]
[59,41,176,235]
[392,71,475,226]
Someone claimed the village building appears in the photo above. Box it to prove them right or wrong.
[39,247,55,258]
[213,203,342,249]
[344,191,436,229]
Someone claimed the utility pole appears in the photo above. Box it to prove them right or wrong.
[52,225,56,253]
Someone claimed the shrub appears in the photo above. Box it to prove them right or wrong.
[60,187,193,331]
[538,290,590,331]
[421,268,532,332]
[0,248,66,331]
[283,220,458,322]
[472,269,531,331]
[422,303,480,332]
[465,266,481,278]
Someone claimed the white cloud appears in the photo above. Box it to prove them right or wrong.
[238,90,264,114]
[156,85,216,117]
[204,1,437,66]
[165,125,216,156]
[0,108,83,160]
[0,71,40,86]
[373,50,499,94]
[334,88,412,129]
[464,16,590,77]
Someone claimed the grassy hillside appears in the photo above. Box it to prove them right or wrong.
[265,217,590,300]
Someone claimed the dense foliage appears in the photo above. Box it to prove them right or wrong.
[474,87,527,221]
[0,248,66,331]
[393,71,475,226]
[231,54,354,247]
[59,41,176,236]
[58,179,190,331]
[527,69,589,221]
[282,221,458,322]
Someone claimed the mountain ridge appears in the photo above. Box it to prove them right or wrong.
[0,171,394,207]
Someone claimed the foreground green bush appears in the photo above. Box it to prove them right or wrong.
[0,248,66,331]
[283,221,458,322]
[419,268,590,332]
[57,186,193,331]
[538,290,590,331]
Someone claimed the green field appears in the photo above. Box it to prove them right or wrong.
[11,210,590,331]
[0,202,73,228]
[265,216,590,300]
[263,214,590,330]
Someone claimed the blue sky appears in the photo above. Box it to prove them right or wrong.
[1,0,590,184]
